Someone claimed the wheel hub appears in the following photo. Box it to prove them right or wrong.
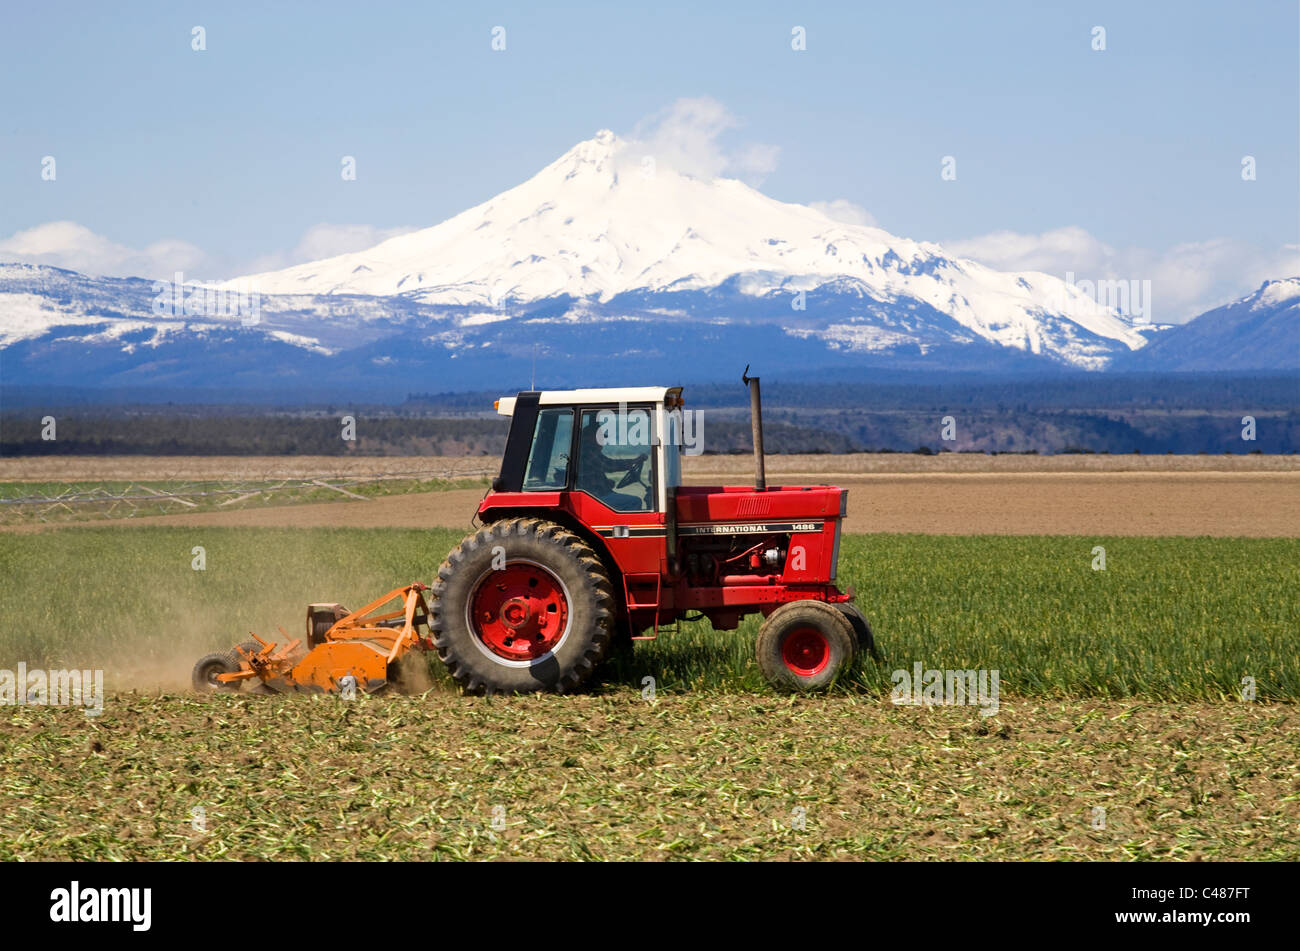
[471,564,569,661]
[782,626,830,676]
[500,597,531,629]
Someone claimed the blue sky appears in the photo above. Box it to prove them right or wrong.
[1,0,1296,320]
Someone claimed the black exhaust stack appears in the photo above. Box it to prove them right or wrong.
[742,365,766,491]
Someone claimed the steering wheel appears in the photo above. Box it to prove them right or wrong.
[614,453,648,490]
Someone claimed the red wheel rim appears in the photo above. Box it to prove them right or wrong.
[782,626,830,676]
[470,564,570,662]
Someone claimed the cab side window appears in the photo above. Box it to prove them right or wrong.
[523,408,574,490]
[574,407,654,512]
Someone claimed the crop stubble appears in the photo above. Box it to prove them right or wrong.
[0,693,1294,861]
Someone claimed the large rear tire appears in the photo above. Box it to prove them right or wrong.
[756,600,857,693]
[430,518,615,694]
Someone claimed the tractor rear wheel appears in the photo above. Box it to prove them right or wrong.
[756,600,857,693]
[191,651,243,693]
[430,518,615,694]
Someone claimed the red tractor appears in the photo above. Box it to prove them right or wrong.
[430,371,873,694]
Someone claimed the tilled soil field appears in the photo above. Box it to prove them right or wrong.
[0,455,500,482]
[5,454,1296,537]
[3,452,1295,482]
[7,470,1295,537]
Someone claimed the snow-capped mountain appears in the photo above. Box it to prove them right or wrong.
[8,130,1291,397]
[231,130,1146,369]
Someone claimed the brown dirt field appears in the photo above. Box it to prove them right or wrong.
[686,452,1300,475]
[838,471,1299,536]
[0,455,497,481]
[2,452,1295,482]
[6,470,1297,537]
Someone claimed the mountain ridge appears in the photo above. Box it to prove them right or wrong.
[0,133,1294,392]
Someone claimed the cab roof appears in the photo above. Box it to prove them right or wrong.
[496,386,681,416]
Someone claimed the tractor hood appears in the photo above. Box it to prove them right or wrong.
[674,484,849,584]
[675,484,847,525]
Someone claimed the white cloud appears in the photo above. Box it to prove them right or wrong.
[945,226,1300,323]
[241,223,418,274]
[0,221,420,282]
[0,221,210,281]
[945,226,1106,275]
[809,199,878,228]
[620,97,779,183]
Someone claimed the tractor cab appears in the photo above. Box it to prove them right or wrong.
[491,387,686,516]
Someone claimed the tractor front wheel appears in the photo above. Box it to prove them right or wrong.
[430,518,615,694]
[756,600,857,692]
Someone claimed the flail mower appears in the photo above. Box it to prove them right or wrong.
[193,369,875,696]
[191,583,434,695]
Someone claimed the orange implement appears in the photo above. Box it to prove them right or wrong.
[192,583,434,695]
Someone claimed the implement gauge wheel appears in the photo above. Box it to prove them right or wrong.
[756,600,857,693]
[430,517,615,694]
[192,651,243,693]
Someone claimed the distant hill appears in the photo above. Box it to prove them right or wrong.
[5,375,1295,455]
[1122,278,1300,372]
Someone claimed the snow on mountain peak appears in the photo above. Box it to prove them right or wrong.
[229,130,1148,364]
[1251,277,1300,310]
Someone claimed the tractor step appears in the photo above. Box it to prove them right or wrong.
[623,572,661,610]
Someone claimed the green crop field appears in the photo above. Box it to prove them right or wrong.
[1,526,1296,861]
[0,527,1295,700]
